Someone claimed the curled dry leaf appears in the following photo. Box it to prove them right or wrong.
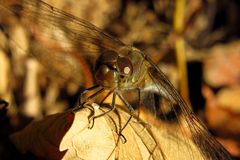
[10,106,203,160]
[9,111,73,159]
[203,86,240,157]
[203,85,240,136]
[216,86,240,114]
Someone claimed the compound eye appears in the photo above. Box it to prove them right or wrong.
[117,57,133,76]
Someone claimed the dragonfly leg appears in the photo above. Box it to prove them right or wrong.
[115,92,136,141]
[88,92,116,129]
[81,103,95,126]
[119,115,132,144]
[72,85,104,112]
[79,85,99,105]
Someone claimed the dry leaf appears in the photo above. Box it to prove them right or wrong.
[10,106,203,160]
[10,111,73,159]
[203,85,240,136]
[216,86,240,114]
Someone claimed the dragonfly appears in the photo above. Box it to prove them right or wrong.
[0,0,232,159]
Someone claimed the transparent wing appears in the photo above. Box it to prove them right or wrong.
[0,0,125,86]
[7,0,124,50]
[0,0,125,57]
[140,54,232,160]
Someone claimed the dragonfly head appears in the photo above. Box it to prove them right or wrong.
[95,50,133,88]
